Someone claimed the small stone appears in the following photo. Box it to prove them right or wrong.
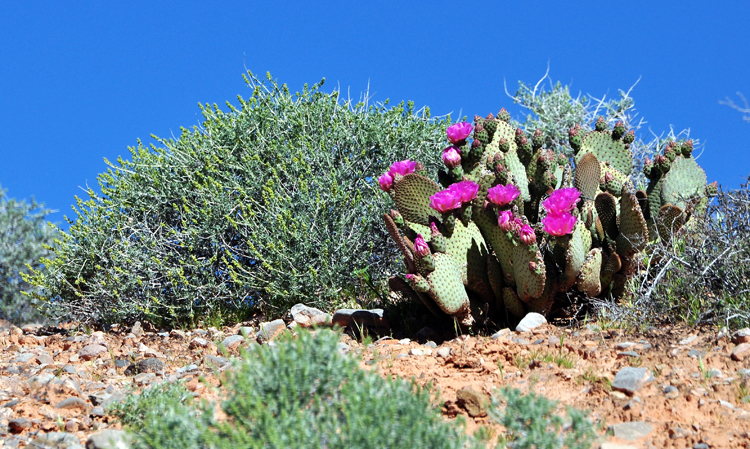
[612,367,654,395]
[86,331,108,348]
[189,337,210,349]
[56,397,91,411]
[437,347,451,358]
[423,341,437,348]
[512,337,530,346]
[732,343,750,361]
[533,338,545,345]
[663,385,680,399]
[36,353,54,365]
[257,319,287,343]
[8,418,30,433]
[90,406,106,417]
[669,427,689,439]
[79,344,108,361]
[13,353,37,363]
[547,335,560,347]
[86,429,133,449]
[133,373,156,385]
[336,342,350,355]
[176,364,199,374]
[410,348,426,356]
[617,351,639,359]
[127,358,165,375]
[30,432,85,449]
[615,342,636,350]
[687,349,702,358]
[708,368,723,378]
[679,335,698,345]
[719,399,735,410]
[130,321,144,337]
[455,387,490,417]
[204,355,228,367]
[733,328,750,344]
[608,421,654,441]
[88,392,111,406]
[64,419,78,432]
[331,308,389,330]
[137,343,164,358]
[609,391,628,401]
[169,330,187,339]
[220,335,245,351]
[238,326,254,337]
[398,338,411,345]
[290,303,331,327]
[693,444,710,449]
[490,328,511,340]
[114,359,129,369]
[515,312,546,332]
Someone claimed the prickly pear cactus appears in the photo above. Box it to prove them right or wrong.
[379,111,713,329]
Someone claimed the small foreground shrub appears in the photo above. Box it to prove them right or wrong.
[111,329,480,449]
[489,387,597,449]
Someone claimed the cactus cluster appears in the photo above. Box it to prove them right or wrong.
[380,110,715,328]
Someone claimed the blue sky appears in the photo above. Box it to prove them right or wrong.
[1,1,748,229]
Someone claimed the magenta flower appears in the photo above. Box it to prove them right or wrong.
[542,212,577,237]
[446,122,473,144]
[487,184,521,206]
[448,180,479,204]
[498,210,514,231]
[378,172,394,192]
[388,160,417,177]
[542,187,581,214]
[429,189,462,213]
[442,146,462,169]
[518,224,537,245]
[414,234,431,257]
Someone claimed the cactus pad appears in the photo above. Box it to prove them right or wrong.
[513,243,546,302]
[575,131,633,176]
[575,153,601,201]
[425,253,471,317]
[616,188,648,257]
[394,173,441,226]
[661,156,708,210]
[577,248,603,297]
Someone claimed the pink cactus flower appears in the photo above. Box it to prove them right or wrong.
[497,210,514,231]
[542,187,581,214]
[542,212,577,237]
[430,222,441,236]
[442,146,462,169]
[388,160,417,177]
[487,184,521,206]
[518,223,537,245]
[378,172,394,192]
[414,234,431,257]
[446,122,473,144]
[405,273,415,280]
[448,180,479,204]
[429,189,462,213]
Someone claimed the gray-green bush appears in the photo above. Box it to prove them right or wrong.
[27,72,448,327]
[0,186,56,324]
[110,329,480,449]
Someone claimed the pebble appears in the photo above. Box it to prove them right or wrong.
[130,321,144,337]
[512,337,530,346]
[221,335,245,351]
[490,328,511,340]
[13,353,36,363]
[617,351,639,359]
[423,341,437,348]
[56,397,90,411]
[663,385,680,399]
[257,319,287,343]
[189,337,210,349]
[410,348,431,356]
[515,313,546,332]
[133,373,156,385]
[86,429,132,449]
[732,343,750,361]
[170,329,187,339]
[679,335,697,345]
[8,418,30,433]
[290,303,331,327]
[612,367,654,394]
[78,344,108,361]
[547,335,560,347]
[733,328,750,344]
[456,387,490,417]
[437,347,451,358]
[30,432,85,449]
[608,421,654,441]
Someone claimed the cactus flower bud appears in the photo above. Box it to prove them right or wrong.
[528,261,537,271]
[595,116,607,131]
[497,107,511,122]
[487,184,521,206]
[429,222,447,253]
[613,120,626,139]
[622,130,635,144]
[378,172,393,192]
[498,137,510,153]
[413,234,430,257]
[446,122,473,144]
[390,209,404,226]
[518,223,537,245]
[498,210,514,231]
[442,146,462,168]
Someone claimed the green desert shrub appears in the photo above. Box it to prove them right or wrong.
[111,329,479,449]
[0,186,56,324]
[27,72,448,327]
[489,387,597,449]
[601,179,750,329]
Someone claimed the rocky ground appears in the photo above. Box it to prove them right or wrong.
[0,307,749,449]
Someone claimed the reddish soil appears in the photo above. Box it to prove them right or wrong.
[1,320,749,448]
